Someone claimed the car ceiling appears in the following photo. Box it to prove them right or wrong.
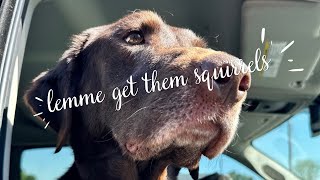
[13,0,320,159]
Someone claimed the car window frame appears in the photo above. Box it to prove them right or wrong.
[0,0,23,179]
[0,0,41,179]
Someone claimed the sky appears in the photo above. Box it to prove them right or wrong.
[21,109,319,180]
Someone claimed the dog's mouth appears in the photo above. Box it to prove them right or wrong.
[117,81,243,166]
[172,119,225,158]
[122,109,238,167]
[163,117,232,160]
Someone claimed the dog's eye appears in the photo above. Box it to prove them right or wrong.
[124,31,144,45]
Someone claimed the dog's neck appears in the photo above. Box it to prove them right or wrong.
[67,127,170,180]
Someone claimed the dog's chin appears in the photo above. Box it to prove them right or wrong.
[121,113,238,167]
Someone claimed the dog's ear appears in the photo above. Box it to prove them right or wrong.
[24,32,90,153]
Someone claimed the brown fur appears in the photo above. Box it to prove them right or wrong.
[24,11,250,180]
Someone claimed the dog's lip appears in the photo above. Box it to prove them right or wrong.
[172,118,220,140]
[183,119,217,132]
[124,119,219,155]
[202,126,225,158]
[123,112,231,163]
[202,137,219,158]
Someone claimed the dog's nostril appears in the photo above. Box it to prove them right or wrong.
[215,76,231,84]
[215,66,231,85]
[239,74,251,92]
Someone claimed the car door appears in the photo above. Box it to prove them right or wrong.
[0,0,40,179]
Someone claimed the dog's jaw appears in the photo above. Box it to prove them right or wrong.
[117,86,245,168]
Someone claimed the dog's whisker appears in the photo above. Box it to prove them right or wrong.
[128,9,142,13]
[99,98,163,141]
[122,98,135,106]
[99,128,114,140]
[125,98,161,122]
[95,136,114,143]
[125,106,148,120]
[242,102,251,107]
[163,10,174,16]
[230,133,239,147]
[224,149,236,155]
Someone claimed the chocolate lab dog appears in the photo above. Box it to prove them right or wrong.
[24,11,251,180]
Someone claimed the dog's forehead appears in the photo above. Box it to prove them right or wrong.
[116,10,164,30]
[113,10,206,47]
[170,26,197,39]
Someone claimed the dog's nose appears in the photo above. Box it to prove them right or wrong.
[238,71,251,92]
[198,55,251,102]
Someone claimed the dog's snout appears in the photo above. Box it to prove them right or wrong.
[196,53,251,102]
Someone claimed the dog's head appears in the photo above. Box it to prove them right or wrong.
[25,11,250,168]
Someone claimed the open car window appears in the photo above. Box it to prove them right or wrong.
[253,109,320,179]
[20,147,74,180]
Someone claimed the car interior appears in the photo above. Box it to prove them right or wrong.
[1,0,320,179]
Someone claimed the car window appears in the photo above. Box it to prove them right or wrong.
[253,109,320,180]
[178,154,262,180]
[20,147,73,180]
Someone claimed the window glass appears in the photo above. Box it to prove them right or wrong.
[178,154,262,180]
[253,109,320,179]
[21,147,74,180]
